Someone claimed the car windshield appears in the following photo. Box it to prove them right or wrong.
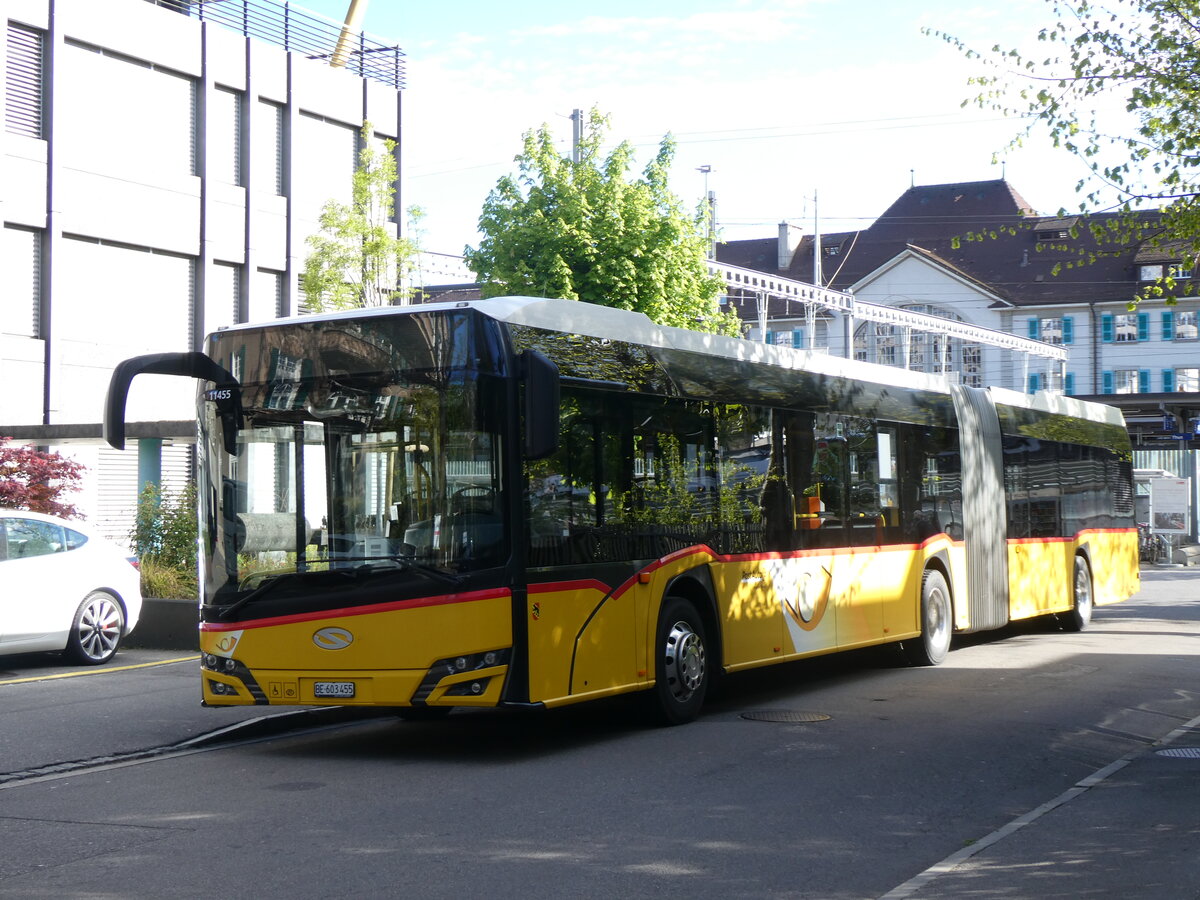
[198,311,507,613]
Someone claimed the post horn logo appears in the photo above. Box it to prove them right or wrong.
[313,627,354,650]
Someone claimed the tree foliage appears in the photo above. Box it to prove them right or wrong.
[465,108,740,335]
[130,481,198,572]
[302,122,419,311]
[931,1,1200,298]
[0,437,85,518]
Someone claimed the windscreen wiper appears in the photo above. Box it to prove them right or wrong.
[332,555,463,587]
[216,571,295,620]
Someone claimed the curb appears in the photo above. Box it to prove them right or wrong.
[125,597,198,651]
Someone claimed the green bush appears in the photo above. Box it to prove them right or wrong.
[131,482,199,599]
[139,558,198,600]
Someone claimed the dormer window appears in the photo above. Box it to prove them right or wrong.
[1169,262,1193,279]
[1140,264,1164,281]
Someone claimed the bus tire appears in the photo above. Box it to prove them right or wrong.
[650,596,709,725]
[1062,555,1093,632]
[904,569,952,667]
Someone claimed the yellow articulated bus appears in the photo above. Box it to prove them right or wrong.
[104,297,1139,724]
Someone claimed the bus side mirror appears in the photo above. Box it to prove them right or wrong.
[521,349,560,460]
[104,351,242,454]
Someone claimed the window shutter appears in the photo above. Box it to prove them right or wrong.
[1101,314,1114,343]
[765,331,775,345]
[1,225,41,337]
[1138,369,1151,393]
[5,23,44,138]
[1028,373,1040,394]
[1102,371,1114,394]
[1137,312,1150,341]
[792,329,804,349]
[1061,316,1074,344]
[1163,369,1176,392]
[1065,372,1075,395]
[1027,318,1039,339]
[210,87,243,186]
[1162,310,1175,341]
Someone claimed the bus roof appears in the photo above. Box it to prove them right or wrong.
[214,295,1126,430]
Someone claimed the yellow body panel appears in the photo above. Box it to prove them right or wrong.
[526,579,642,706]
[710,543,942,672]
[199,529,1137,710]
[200,591,513,707]
[1007,540,1074,619]
[1006,530,1139,622]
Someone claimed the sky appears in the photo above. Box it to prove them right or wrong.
[296,0,1124,258]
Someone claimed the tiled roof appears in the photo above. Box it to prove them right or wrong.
[718,179,1167,310]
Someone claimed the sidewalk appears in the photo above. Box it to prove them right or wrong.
[882,717,1200,899]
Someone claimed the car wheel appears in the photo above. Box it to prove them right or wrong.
[65,591,125,665]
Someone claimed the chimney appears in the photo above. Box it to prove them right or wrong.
[778,222,802,270]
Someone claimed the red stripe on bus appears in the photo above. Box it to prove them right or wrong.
[200,587,512,632]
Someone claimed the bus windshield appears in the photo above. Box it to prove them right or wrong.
[198,312,507,614]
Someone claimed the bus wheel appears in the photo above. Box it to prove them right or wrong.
[904,569,952,667]
[651,597,709,725]
[1062,555,1093,632]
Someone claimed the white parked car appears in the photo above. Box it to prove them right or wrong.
[0,510,142,664]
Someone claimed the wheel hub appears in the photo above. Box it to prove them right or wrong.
[664,620,705,701]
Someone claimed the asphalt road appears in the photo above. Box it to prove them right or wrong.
[1,566,1197,899]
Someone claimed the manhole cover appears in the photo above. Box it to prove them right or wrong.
[1156,747,1200,759]
[740,709,831,724]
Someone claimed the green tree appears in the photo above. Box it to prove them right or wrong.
[932,1,1200,297]
[466,108,740,335]
[302,122,419,311]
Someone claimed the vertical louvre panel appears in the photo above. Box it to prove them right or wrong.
[251,268,283,321]
[1,225,40,337]
[210,87,243,185]
[1065,372,1075,395]
[1101,314,1114,343]
[6,23,44,138]
[1061,316,1073,344]
[253,99,285,196]
[95,448,139,548]
[1162,310,1175,341]
[207,263,239,335]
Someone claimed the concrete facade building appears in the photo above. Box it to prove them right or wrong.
[2,0,404,543]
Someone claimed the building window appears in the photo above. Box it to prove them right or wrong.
[209,86,244,186]
[1113,314,1138,342]
[1,225,41,337]
[254,99,285,196]
[1027,316,1074,345]
[5,23,44,139]
[1174,310,1198,340]
[1104,369,1149,394]
[1102,312,1148,343]
[961,344,982,388]
[1173,368,1200,392]
[1169,262,1193,279]
[1140,264,1164,281]
[59,41,197,179]
[206,262,240,335]
[251,268,283,321]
